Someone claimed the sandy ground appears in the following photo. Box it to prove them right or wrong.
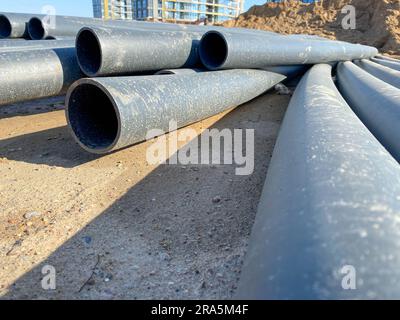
[0,91,290,299]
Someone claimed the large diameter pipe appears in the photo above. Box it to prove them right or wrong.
[66,69,285,154]
[0,39,75,52]
[0,12,43,38]
[370,57,400,72]
[199,31,378,70]
[337,61,400,161]
[0,47,83,105]
[27,14,278,40]
[354,59,400,89]
[236,63,400,300]
[76,26,202,76]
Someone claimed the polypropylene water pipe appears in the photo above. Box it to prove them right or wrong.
[354,59,400,89]
[0,39,75,52]
[370,57,400,72]
[236,64,400,300]
[65,69,285,154]
[337,61,400,161]
[27,14,279,40]
[0,47,83,105]
[376,54,400,63]
[0,12,44,38]
[198,31,378,70]
[76,26,203,76]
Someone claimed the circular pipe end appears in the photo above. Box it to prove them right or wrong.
[0,15,12,38]
[199,31,228,70]
[28,17,45,39]
[66,80,120,154]
[76,28,102,77]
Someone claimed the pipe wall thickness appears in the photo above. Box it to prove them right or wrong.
[354,59,400,89]
[337,61,400,161]
[66,69,285,154]
[76,26,203,76]
[0,12,43,38]
[236,64,400,300]
[0,47,83,105]
[199,31,378,70]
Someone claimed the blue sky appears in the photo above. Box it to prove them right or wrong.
[0,0,265,17]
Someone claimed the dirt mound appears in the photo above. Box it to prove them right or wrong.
[223,0,400,57]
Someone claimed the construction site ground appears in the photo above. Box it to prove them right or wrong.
[0,91,290,299]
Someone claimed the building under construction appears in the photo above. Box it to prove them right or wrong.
[92,0,244,24]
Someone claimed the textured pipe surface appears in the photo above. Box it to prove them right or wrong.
[0,39,74,52]
[27,14,278,40]
[199,31,378,70]
[354,59,400,89]
[0,47,83,105]
[76,26,202,76]
[337,61,400,161]
[66,69,285,154]
[155,68,202,75]
[0,12,43,38]
[237,64,400,300]
[371,57,400,72]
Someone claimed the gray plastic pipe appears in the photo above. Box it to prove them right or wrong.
[236,64,400,300]
[337,61,400,161]
[76,26,203,76]
[199,31,378,70]
[376,54,400,63]
[0,47,83,105]
[354,59,400,89]
[370,57,400,72]
[0,12,44,38]
[0,39,74,52]
[65,69,285,154]
[27,14,279,40]
[155,65,306,78]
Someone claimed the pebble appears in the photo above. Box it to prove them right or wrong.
[24,211,41,219]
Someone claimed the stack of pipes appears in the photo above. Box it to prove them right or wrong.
[2,11,400,299]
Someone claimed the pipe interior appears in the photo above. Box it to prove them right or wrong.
[68,84,118,151]
[0,15,12,38]
[76,30,102,76]
[28,17,45,39]
[199,32,228,69]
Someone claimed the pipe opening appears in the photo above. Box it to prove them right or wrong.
[28,17,45,40]
[0,15,12,38]
[76,29,102,76]
[67,83,119,152]
[199,31,228,70]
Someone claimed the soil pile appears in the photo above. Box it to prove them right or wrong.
[223,0,400,56]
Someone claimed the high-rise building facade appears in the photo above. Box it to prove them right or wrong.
[93,0,133,20]
[93,0,244,24]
